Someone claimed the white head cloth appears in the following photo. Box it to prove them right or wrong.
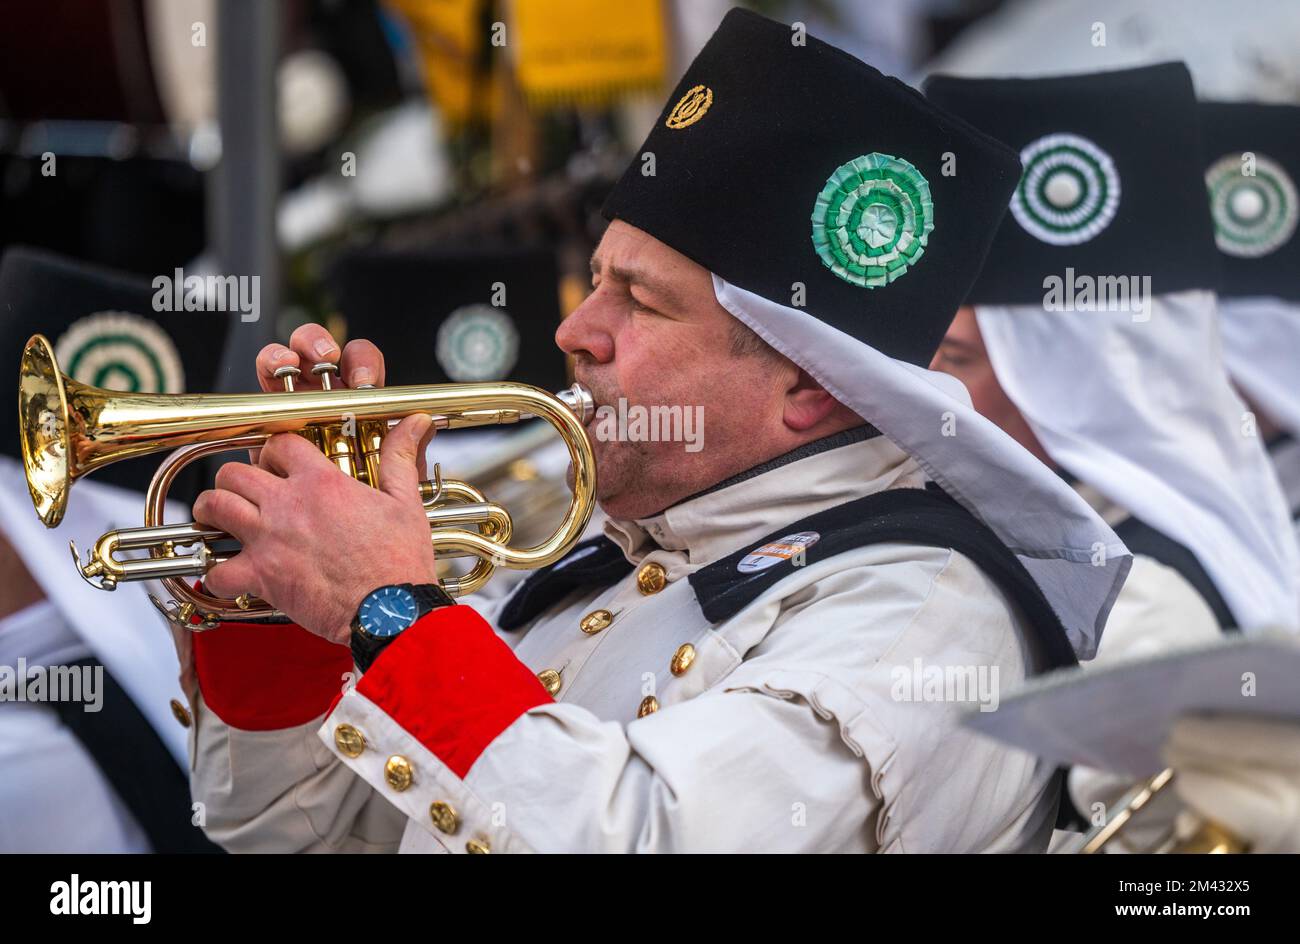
[922,0,1300,103]
[713,275,1130,661]
[975,290,1300,632]
[0,456,190,766]
[1217,296,1300,438]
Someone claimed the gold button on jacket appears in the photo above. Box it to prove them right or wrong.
[637,695,660,717]
[537,668,563,696]
[636,562,668,594]
[430,801,460,835]
[333,724,366,758]
[670,643,696,676]
[385,755,414,791]
[580,608,613,634]
[466,838,491,854]
[169,698,192,728]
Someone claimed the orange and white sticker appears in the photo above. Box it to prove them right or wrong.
[737,531,820,574]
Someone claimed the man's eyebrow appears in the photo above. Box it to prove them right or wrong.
[938,336,978,353]
[590,256,688,311]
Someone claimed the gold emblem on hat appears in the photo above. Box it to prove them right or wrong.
[666,85,713,129]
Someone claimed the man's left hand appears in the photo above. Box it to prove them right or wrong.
[193,412,437,645]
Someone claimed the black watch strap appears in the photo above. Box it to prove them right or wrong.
[349,632,389,674]
[408,582,457,613]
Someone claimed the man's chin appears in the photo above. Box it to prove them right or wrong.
[565,443,627,507]
[570,435,610,473]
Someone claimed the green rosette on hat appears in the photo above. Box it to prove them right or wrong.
[810,153,935,289]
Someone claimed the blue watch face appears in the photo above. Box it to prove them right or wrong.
[358,586,419,638]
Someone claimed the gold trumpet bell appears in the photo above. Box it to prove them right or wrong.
[18,334,75,528]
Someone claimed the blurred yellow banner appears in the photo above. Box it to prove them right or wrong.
[387,0,497,125]
[510,0,667,107]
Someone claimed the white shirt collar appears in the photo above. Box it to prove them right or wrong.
[603,432,925,566]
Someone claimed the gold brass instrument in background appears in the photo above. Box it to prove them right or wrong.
[18,333,596,630]
[1079,766,1248,854]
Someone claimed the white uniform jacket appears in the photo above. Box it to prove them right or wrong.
[1268,435,1300,545]
[1063,482,1222,846]
[184,432,1065,853]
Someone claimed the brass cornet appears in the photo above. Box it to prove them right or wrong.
[1079,767,1248,854]
[18,333,596,630]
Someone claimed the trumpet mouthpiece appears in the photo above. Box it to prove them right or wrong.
[556,383,594,424]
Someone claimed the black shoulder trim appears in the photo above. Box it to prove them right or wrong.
[1111,517,1237,631]
[497,536,634,630]
[688,486,1079,670]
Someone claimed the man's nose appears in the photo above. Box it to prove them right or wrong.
[555,294,615,363]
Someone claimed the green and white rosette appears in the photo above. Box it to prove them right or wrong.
[53,311,185,393]
[1010,133,1120,246]
[1205,153,1298,258]
[810,153,934,288]
[435,304,520,381]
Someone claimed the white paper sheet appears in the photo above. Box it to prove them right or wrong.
[964,633,1300,778]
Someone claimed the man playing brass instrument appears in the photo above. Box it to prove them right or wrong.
[179,10,1131,853]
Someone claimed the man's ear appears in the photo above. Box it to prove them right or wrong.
[783,368,842,432]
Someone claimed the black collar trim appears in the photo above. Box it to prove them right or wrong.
[673,424,881,506]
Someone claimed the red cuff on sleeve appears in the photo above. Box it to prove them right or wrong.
[353,605,553,778]
[192,587,353,730]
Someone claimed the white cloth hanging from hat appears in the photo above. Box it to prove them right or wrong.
[1218,296,1300,439]
[922,0,1300,103]
[0,456,190,767]
[0,599,152,853]
[712,275,1129,660]
[975,289,1300,632]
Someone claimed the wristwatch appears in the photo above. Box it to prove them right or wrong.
[350,582,456,672]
